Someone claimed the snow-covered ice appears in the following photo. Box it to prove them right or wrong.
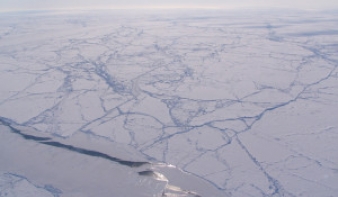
[0,9,338,197]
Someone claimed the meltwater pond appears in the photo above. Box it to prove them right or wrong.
[0,9,338,197]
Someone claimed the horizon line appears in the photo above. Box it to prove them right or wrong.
[0,6,333,13]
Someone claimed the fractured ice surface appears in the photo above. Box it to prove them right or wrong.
[0,9,338,197]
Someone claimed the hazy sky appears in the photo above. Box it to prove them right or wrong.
[0,0,337,11]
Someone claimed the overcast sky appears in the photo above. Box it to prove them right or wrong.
[0,0,337,11]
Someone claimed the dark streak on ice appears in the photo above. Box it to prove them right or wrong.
[0,117,149,168]
[40,141,149,167]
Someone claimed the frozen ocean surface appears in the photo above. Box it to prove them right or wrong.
[0,9,338,197]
